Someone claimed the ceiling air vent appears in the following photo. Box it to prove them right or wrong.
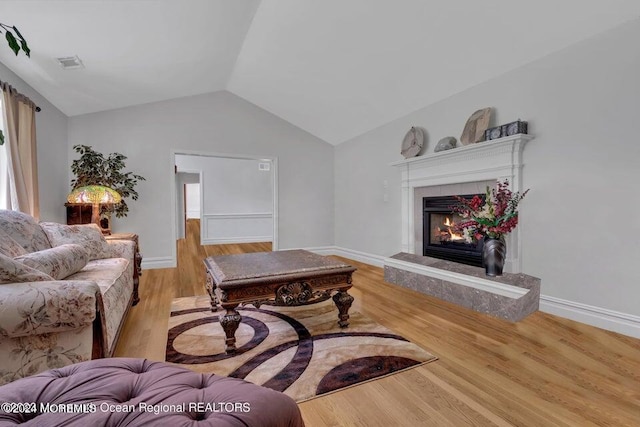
[56,55,84,69]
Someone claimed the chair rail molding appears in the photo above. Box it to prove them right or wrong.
[391,134,534,273]
[202,212,273,245]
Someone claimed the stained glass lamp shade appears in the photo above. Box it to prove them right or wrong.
[67,185,122,228]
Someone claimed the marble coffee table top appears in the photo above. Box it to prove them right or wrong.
[205,250,355,287]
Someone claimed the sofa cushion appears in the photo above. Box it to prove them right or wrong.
[39,223,109,261]
[0,210,51,253]
[0,230,27,258]
[67,258,128,291]
[14,244,89,280]
[0,253,54,284]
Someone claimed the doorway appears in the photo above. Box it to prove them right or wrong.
[171,150,278,253]
[175,171,201,240]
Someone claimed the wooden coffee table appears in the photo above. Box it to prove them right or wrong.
[204,250,356,353]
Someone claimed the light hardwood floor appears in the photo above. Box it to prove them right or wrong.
[115,219,640,426]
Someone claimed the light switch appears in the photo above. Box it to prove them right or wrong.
[383,194,389,202]
[383,180,388,188]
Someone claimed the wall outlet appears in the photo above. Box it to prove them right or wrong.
[258,162,271,171]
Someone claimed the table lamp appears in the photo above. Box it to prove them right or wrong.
[67,185,122,233]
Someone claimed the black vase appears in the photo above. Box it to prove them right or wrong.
[482,237,506,277]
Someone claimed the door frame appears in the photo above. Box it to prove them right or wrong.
[169,149,279,260]
[175,169,203,240]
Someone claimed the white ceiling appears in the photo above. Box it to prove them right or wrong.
[2,1,640,145]
[0,0,260,115]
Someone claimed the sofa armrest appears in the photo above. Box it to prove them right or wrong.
[105,236,141,306]
[0,280,100,338]
[105,239,135,261]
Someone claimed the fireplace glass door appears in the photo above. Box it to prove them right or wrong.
[423,195,484,267]
[429,213,467,245]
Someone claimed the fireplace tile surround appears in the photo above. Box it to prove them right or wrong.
[387,134,539,320]
[416,181,493,264]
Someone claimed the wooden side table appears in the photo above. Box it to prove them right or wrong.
[105,233,142,305]
[65,203,112,234]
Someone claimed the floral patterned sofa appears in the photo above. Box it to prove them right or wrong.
[0,210,137,385]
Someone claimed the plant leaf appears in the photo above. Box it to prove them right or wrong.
[19,39,30,57]
[497,212,517,224]
[0,130,4,146]
[5,31,20,55]
[5,26,30,57]
[11,26,24,40]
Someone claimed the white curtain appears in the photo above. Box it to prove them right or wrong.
[1,81,39,219]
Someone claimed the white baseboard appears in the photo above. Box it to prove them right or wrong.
[300,246,385,267]
[141,256,176,269]
[202,236,272,245]
[540,295,640,339]
[297,246,336,256]
[331,247,386,268]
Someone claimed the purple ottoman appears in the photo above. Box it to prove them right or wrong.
[0,358,304,427]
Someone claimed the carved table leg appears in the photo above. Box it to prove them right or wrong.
[205,271,218,312]
[332,289,354,328]
[219,305,242,353]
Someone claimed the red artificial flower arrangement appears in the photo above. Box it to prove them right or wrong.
[452,180,529,243]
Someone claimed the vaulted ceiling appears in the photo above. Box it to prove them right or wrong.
[2,0,640,145]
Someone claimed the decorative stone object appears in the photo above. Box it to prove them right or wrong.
[434,136,456,152]
[460,107,492,145]
[400,127,425,158]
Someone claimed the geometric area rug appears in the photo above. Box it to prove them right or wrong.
[166,296,438,402]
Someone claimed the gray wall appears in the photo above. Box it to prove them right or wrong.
[335,19,640,317]
[68,91,334,265]
[0,61,68,223]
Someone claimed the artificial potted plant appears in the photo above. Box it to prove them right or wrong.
[452,180,529,277]
[70,145,145,228]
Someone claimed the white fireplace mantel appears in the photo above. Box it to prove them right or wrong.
[391,134,534,273]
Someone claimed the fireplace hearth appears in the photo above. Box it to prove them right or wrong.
[423,195,484,267]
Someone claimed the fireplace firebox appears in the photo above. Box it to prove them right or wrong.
[423,195,484,267]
